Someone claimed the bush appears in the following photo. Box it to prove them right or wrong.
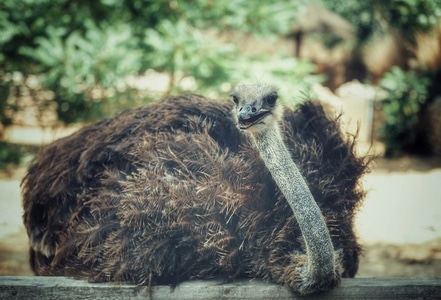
[2,1,328,169]
[0,142,38,169]
[378,66,430,156]
[0,0,309,124]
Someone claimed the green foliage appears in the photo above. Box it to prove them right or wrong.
[144,19,237,94]
[0,142,21,168]
[1,0,323,171]
[0,142,37,169]
[0,0,308,124]
[380,0,441,39]
[320,0,441,43]
[320,0,379,43]
[0,0,149,122]
[171,1,301,36]
[378,67,430,156]
[18,22,143,122]
[143,17,322,99]
[319,0,440,156]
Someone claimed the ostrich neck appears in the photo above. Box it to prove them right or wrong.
[251,126,335,277]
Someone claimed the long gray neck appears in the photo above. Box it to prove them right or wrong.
[251,126,336,279]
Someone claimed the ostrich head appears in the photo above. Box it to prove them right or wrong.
[231,83,284,134]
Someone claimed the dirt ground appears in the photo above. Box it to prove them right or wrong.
[356,156,441,277]
[1,151,441,279]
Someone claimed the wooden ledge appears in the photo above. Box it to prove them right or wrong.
[1,276,440,299]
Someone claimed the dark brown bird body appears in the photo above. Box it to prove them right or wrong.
[22,94,368,291]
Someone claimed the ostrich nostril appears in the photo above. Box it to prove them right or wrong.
[252,107,256,112]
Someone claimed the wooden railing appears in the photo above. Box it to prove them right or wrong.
[1,277,440,299]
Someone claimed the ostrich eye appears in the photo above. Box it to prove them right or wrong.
[231,95,239,105]
[264,93,278,106]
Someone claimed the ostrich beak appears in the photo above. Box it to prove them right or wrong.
[238,104,255,121]
[237,104,270,129]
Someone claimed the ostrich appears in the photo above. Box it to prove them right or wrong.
[231,83,340,293]
[22,83,369,295]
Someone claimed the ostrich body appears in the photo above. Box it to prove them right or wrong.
[22,85,368,295]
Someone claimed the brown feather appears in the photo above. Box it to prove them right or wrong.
[22,94,370,290]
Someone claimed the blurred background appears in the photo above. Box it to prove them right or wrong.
[1,0,441,278]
